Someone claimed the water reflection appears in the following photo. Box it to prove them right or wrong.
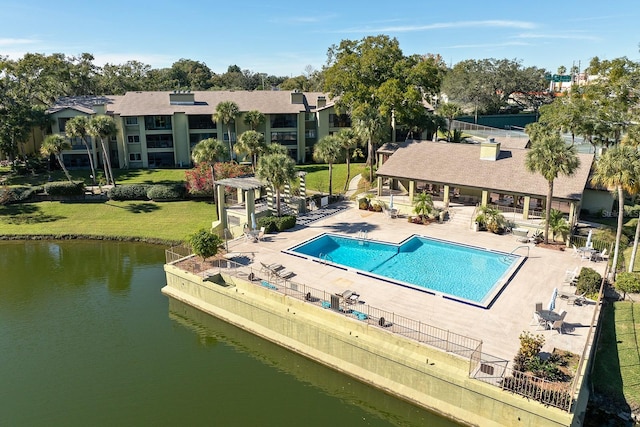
[168,297,460,427]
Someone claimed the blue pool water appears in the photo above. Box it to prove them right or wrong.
[288,234,521,305]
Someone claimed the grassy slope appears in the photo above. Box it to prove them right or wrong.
[592,301,640,411]
[298,163,368,194]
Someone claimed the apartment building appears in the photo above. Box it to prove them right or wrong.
[46,90,353,169]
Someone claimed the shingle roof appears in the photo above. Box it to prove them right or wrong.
[110,90,331,116]
[376,141,594,201]
[47,95,122,115]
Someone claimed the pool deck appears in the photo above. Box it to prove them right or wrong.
[220,201,605,362]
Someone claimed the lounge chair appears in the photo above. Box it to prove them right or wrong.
[564,266,579,284]
[559,290,587,306]
[260,262,282,275]
[276,269,295,279]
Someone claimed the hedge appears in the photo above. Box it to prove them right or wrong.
[108,184,151,201]
[257,215,297,233]
[1,186,40,203]
[576,267,602,295]
[44,181,85,196]
[146,184,186,201]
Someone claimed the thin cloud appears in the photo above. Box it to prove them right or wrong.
[0,38,39,46]
[338,20,536,34]
[514,32,600,41]
[444,41,531,49]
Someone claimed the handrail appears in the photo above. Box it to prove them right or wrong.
[507,245,530,258]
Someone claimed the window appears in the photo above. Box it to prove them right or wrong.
[129,153,142,161]
[127,135,140,143]
[144,115,172,130]
[58,118,70,133]
[146,134,173,149]
[222,132,236,143]
[188,115,216,129]
[304,129,316,139]
[271,131,297,145]
[125,117,138,126]
[147,152,175,167]
[189,133,216,148]
[329,113,351,128]
[270,114,297,128]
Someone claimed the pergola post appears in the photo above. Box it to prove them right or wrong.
[481,190,488,207]
[408,180,415,203]
[237,187,244,204]
[245,190,255,228]
[523,196,531,220]
[216,184,227,230]
[377,177,382,197]
[443,185,450,208]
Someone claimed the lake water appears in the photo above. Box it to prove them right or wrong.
[0,240,461,426]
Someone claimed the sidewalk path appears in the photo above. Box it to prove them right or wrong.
[344,174,362,199]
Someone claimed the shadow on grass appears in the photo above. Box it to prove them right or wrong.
[125,203,161,214]
[0,203,65,224]
[591,301,633,412]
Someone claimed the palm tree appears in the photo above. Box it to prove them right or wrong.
[263,142,288,156]
[352,103,385,184]
[243,110,265,131]
[236,130,265,172]
[413,191,434,222]
[525,123,580,244]
[213,101,240,161]
[87,115,117,186]
[336,128,362,191]
[437,102,464,142]
[591,144,640,277]
[41,134,72,182]
[256,153,296,216]
[545,208,570,242]
[191,138,228,204]
[313,135,344,196]
[65,115,97,185]
[474,205,506,233]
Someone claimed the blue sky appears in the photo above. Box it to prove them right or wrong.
[1,0,639,77]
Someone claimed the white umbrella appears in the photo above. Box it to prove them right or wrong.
[585,229,593,248]
[389,193,394,210]
[251,212,257,230]
[548,287,558,311]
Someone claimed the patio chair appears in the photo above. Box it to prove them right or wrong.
[549,319,564,334]
[257,226,265,242]
[276,269,295,280]
[594,248,608,262]
[260,262,283,275]
[531,302,546,330]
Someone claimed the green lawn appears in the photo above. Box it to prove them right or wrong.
[1,167,187,187]
[0,200,216,243]
[297,163,368,194]
[592,301,640,411]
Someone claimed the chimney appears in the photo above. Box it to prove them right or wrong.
[317,96,326,108]
[290,90,304,104]
[480,138,501,161]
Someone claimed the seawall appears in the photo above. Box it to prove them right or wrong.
[163,264,575,427]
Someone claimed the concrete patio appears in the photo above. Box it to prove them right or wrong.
[219,201,605,362]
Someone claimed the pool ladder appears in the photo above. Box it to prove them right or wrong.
[357,230,368,245]
[319,253,333,265]
[503,245,529,262]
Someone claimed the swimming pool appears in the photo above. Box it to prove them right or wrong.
[286,233,524,307]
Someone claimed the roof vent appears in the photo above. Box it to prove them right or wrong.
[169,91,195,105]
[480,138,501,161]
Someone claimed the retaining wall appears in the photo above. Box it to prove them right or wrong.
[163,264,575,427]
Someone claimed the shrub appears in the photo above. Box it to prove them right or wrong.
[575,267,602,295]
[44,181,85,196]
[1,186,39,204]
[187,229,222,261]
[146,184,186,201]
[623,204,640,218]
[276,215,296,231]
[257,216,278,233]
[257,215,296,233]
[108,184,151,201]
[614,272,640,297]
